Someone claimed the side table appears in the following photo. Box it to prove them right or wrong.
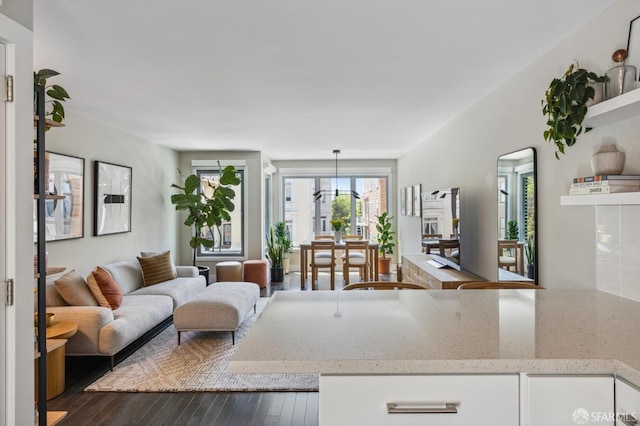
[44,320,77,399]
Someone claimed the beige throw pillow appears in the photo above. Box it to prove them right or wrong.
[54,269,98,306]
[87,267,123,310]
[137,251,177,286]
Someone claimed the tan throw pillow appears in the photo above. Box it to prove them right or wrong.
[137,251,177,286]
[140,250,178,277]
[54,269,98,306]
[87,267,123,310]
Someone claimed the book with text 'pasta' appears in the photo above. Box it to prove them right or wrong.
[569,185,640,195]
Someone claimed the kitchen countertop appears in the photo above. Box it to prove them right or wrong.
[229,289,640,385]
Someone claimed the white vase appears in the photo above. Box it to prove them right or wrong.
[334,230,342,243]
[591,143,625,175]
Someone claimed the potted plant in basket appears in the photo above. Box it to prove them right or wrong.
[273,221,293,274]
[266,225,285,283]
[170,163,240,280]
[375,212,395,275]
[542,63,605,159]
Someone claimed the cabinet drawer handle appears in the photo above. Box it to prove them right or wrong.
[386,401,459,414]
[619,413,638,426]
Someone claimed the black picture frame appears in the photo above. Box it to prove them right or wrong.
[627,15,640,81]
[94,161,132,236]
[41,151,85,242]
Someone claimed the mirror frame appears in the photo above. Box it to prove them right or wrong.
[497,147,538,284]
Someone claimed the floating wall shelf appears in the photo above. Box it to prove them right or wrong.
[560,192,640,206]
[583,88,640,128]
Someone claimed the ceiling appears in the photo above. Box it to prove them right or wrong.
[34,0,616,160]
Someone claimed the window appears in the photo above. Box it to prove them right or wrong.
[196,168,244,258]
[282,175,388,245]
[521,172,535,242]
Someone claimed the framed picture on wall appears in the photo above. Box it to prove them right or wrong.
[413,184,421,216]
[400,187,407,216]
[94,161,132,236]
[41,152,85,242]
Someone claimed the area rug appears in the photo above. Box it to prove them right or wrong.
[85,298,319,392]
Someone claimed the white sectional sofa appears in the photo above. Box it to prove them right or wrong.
[45,257,207,367]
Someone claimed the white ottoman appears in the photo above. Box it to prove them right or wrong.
[173,282,260,345]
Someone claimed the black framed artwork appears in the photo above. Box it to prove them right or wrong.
[628,15,640,80]
[94,161,132,236]
[41,151,85,242]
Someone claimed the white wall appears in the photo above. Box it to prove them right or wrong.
[45,112,180,269]
[397,0,640,289]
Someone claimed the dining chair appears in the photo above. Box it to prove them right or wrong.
[341,234,363,240]
[314,235,335,240]
[457,282,543,290]
[342,240,370,286]
[343,281,425,290]
[438,239,459,258]
[310,240,336,290]
[498,239,522,275]
[421,234,442,253]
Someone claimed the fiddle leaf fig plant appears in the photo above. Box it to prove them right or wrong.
[542,63,604,159]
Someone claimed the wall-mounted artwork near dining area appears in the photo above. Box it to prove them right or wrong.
[497,147,538,284]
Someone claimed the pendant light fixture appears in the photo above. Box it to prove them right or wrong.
[313,149,360,200]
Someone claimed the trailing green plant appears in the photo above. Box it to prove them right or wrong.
[170,163,240,266]
[542,63,604,159]
[273,221,292,254]
[265,226,284,269]
[506,220,519,240]
[375,212,395,258]
[525,236,535,266]
[34,69,71,129]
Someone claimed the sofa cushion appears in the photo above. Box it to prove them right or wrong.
[140,250,178,278]
[128,276,206,309]
[98,294,173,355]
[54,269,98,306]
[87,267,123,310]
[101,259,144,295]
[137,251,177,286]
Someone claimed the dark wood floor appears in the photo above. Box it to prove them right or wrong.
[47,271,395,425]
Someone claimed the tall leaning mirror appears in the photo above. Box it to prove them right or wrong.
[497,148,538,284]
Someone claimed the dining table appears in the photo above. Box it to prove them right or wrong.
[298,240,379,290]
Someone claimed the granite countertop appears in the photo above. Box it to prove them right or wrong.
[229,289,640,385]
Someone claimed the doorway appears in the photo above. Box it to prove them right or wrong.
[0,40,7,425]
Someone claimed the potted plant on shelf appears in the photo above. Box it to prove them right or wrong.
[34,68,71,130]
[506,220,519,240]
[525,236,535,279]
[170,163,240,281]
[542,63,605,159]
[273,221,293,274]
[375,212,395,275]
[265,225,285,283]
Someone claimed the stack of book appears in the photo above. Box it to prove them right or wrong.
[569,175,640,195]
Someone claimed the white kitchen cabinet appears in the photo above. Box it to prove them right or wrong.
[616,378,640,426]
[319,374,519,426]
[521,374,614,426]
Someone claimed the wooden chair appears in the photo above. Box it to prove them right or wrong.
[498,240,523,275]
[310,240,336,290]
[342,240,369,286]
[457,282,543,290]
[341,234,363,240]
[314,235,335,240]
[438,239,459,258]
[421,234,442,253]
[343,281,425,290]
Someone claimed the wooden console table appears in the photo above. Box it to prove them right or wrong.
[402,254,484,289]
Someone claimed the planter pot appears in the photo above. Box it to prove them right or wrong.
[334,230,342,243]
[378,257,392,275]
[197,266,210,286]
[591,143,625,175]
[526,264,535,280]
[270,267,284,283]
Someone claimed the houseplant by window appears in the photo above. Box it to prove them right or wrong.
[273,221,292,274]
[330,218,345,242]
[266,225,285,283]
[170,163,240,279]
[542,63,605,159]
[375,212,395,275]
[506,220,519,240]
[525,237,535,279]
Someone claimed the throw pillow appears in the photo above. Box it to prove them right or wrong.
[140,250,178,277]
[137,251,177,286]
[54,269,98,306]
[87,267,123,310]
